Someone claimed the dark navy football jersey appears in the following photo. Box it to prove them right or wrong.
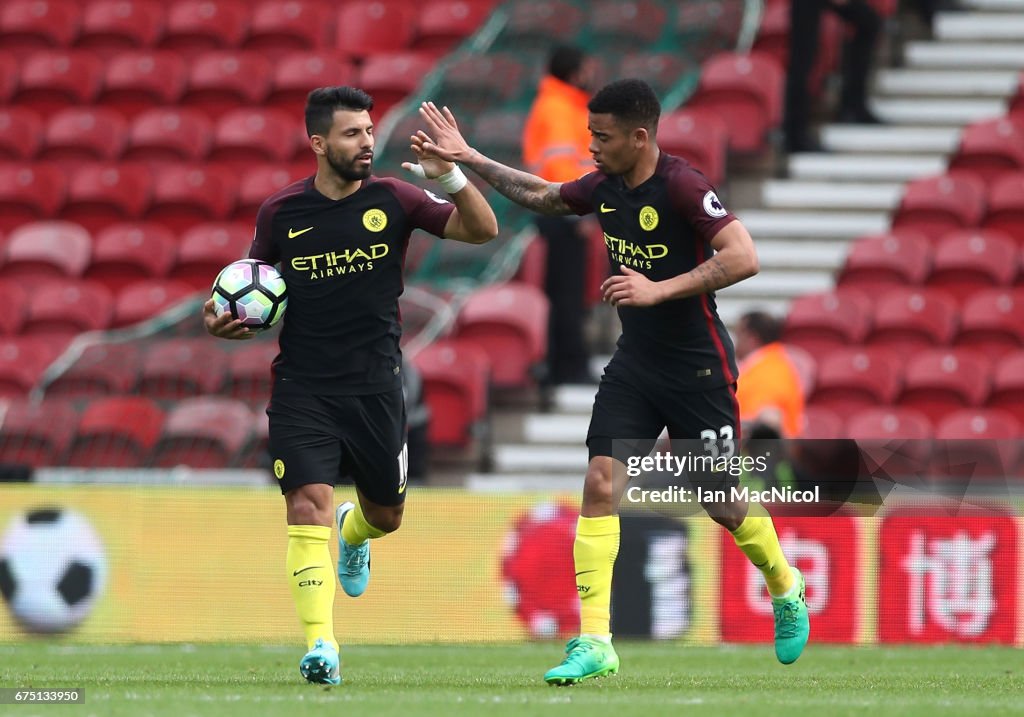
[560,152,739,390]
[250,175,455,394]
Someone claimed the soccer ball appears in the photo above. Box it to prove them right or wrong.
[0,507,108,633]
[211,259,287,331]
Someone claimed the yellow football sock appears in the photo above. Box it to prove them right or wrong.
[730,504,795,597]
[287,525,339,652]
[574,515,620,637]
[341,500,386,546]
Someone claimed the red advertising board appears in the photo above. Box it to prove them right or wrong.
[720,514,860,643]
[879,510,1018,644]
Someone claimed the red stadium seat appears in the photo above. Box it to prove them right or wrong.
[75,0,164,57]
[0,163,66,232]
[956,288,1024,358]
[335,2,416,61]
[657,108,729,186]
[0,108,43,160]
[243,1,333,58]
[21,279,114,337]
[413,0,493,54]
[495,0,583,49]
[896,348,990,425]
[98,51,188,118]
[783,290,872,357]
[181,51,273,119]
[0,280,29,335]
[208,108,297,168]
[982,171,1024,246]
[123,108,213,163]
[267,51,357,116]
[0,336,67,397]
[234,164,305,224]
[837,230,931,295]
[14,50,104,114]
[686,51,783,153]
[39,107,127,162]
[892,173,987,241]
[146,163,236,233]
[411,338,490,447]
[798,405,845,439]
[223,341,279,402]
[433,53,528,113]
[43,342,142,398]
[0,55,17,104]
[512,233,546,291]
[588,0,667,50]
[470,109,529,168]
[932,408,1021,478]
[0,1,80,59]
[237,410,269,469]
[86,222,176,294]
[0,221,91,281]
[173,222,252,290]
[63,162,153,233]
[988,350,1024,425]
[138,338,227,399]
[357,52,436,119]
[454,282,548,389]
[926,229,1018,304]
[159,0,249,57]
[151,396,253,468]
[0,399,78,466]
[866,288,958,353]
[112,279,196,328]
[948,117,1024,186]
[66,396,164,467]
[752,2,843,97]
[846,407,933,440]
[809,348,901,415]
[618,52,698,97]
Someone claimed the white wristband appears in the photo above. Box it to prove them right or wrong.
[436,165,468,194]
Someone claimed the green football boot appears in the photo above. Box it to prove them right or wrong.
[544,637,619,686]
[773,567,810,664]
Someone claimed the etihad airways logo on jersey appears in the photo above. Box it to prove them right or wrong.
[603,232,668,270]
[290,244,389,278]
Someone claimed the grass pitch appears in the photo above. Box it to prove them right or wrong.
[1,643,1021,717]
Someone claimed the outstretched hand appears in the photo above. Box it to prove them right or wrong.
[401,130,455,179]
[416,102,475,163]
[601,266,666,307]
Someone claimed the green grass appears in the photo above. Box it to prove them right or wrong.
[0,643,1021,717]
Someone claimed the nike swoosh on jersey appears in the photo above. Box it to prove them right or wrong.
[288,226,314,238]
[599,204,616,213]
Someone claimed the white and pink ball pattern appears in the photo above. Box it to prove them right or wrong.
[211,259,288,330]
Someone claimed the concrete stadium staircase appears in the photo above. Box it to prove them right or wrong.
[464,0,1024,489]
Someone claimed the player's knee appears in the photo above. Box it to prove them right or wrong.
[287,497,330,526]
[583,463,615,505]
[364,503,404,533]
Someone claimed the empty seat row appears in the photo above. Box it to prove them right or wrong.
[893,170,1024,243]
[0,49,436,118]
[0,1,495,61]
[804,347,1024,426]
[786,287,1024,359]
[0,163,311,233]
[0,395,265,469]
[838,228,1024,304]
[0,221,253,290]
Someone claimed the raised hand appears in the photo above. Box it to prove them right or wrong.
[401,130,455,179]
[417,102,474,163]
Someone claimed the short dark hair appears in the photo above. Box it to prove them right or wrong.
[741,311,782,344]
[587,78,661,133]
[548,45,585,83]
[305,86,374,137]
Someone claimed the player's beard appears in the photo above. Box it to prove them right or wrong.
[325,146,372,181]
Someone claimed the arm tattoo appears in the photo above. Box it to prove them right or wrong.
[694,256,733,294]
[464,153,571,215]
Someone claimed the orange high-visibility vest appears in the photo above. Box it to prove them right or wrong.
[737,342,806,437]
[522,76,592,182]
